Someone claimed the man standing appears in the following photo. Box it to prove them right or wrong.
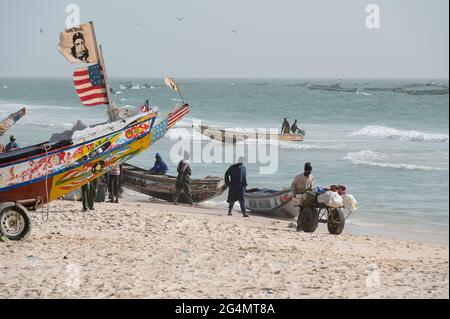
[173,153,193,205]
[291,162,315,196]
[81,178,98,211]
[291,162,315,231]
[225,157,248,217]
[108,165,121,203]
[281,118,290,134]
[5,135,19,152]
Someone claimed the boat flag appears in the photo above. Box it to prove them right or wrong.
[139,99,150,112]
[73,63,109,106]
[57,22,99,64]
[164,77,179,92]
[0,108,26,136]
[168,104,189,129]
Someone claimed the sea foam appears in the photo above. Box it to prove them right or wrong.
[351,125,449,143]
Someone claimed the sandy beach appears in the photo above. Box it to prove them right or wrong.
[0,191,448,299]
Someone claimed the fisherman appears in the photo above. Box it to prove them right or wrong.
[108,164,121,203]
[291,162,315,196]
[224,156,249,217]
[173,152,193,205]
[5,135,19,152]
[291,162,315,231]
[81,179,97,211]
[281,118,290,134]
[0,140,5,153]
[149,153,169,175]
[291,119,301,134]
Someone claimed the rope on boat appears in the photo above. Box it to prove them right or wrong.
[40,144,52,223]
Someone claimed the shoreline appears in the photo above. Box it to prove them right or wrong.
[0,193,448,299]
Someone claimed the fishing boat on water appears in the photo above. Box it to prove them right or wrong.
[193,124,305,143]
[121,163,227,204]
[0,22,189,240]
[245,188,297,218]
[308,83,357,93]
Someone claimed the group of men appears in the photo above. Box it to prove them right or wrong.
[281,118,302,134]
[149,152,314,223]
[0,135,20,153]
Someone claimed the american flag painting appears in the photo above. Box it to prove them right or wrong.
[150,104,190,144]
[168,104,189,129]
[73,63,109,106]
[150,118,168,144]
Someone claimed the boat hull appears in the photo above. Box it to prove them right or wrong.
[245,188,298,218]
[0,113,156,207]
[121,163,227,203]
[194,125,304,143]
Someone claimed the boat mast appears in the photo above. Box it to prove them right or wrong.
[89,21,117,122]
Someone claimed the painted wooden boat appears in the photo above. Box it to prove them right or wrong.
[121,163,227,203]
[194,124,304,143]
[245,188,298,218]
[0,112,157,208]
[0,108,26,136]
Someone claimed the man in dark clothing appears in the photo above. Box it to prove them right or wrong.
[291,119,301,134]
[108,165,121,203]
[224,157,248,217]
[5,135,19,152]
[173,157,193,205]
[81,178,97,211]
[149,153,169,175]
[281,118,290,134]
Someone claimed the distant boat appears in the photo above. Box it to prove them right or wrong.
[245,188,297,218]
[308,82,357,92]
[121,163,228,203]
[194,124,305,143]
[404,88,449,95]
[0,108,26,136]
[248,82,270,86]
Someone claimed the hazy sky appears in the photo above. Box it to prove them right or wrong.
[0,0,448,78]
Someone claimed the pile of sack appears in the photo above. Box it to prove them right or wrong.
[293,185,358,210]
[316,185,358,210]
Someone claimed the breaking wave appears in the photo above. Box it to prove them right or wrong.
[343,150,447,171]
[351,126,449,143]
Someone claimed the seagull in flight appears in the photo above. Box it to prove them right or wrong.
[176,16,184,22]
[229,30,238,35]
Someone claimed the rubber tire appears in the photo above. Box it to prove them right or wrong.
[327,208,345,235]
[0,202,32,241]
[299,206,319,233]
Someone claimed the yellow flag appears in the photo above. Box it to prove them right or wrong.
[164,77,179,92]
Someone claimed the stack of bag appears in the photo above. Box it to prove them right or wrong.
[316,185,358,210]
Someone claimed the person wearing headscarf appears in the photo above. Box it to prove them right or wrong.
[173,152,193,205]
[224,156,248,217]
[149,153,169,175]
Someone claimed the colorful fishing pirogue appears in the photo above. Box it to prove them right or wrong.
[0,21,189,240]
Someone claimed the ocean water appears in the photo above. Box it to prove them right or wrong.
[1,78,448,244]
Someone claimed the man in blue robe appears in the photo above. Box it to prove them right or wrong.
[149,153,169,175]
[225,157,249,217]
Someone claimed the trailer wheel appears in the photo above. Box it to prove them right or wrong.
[299,206,318,233]
[0,202,32,241]
[327,208,345,235]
